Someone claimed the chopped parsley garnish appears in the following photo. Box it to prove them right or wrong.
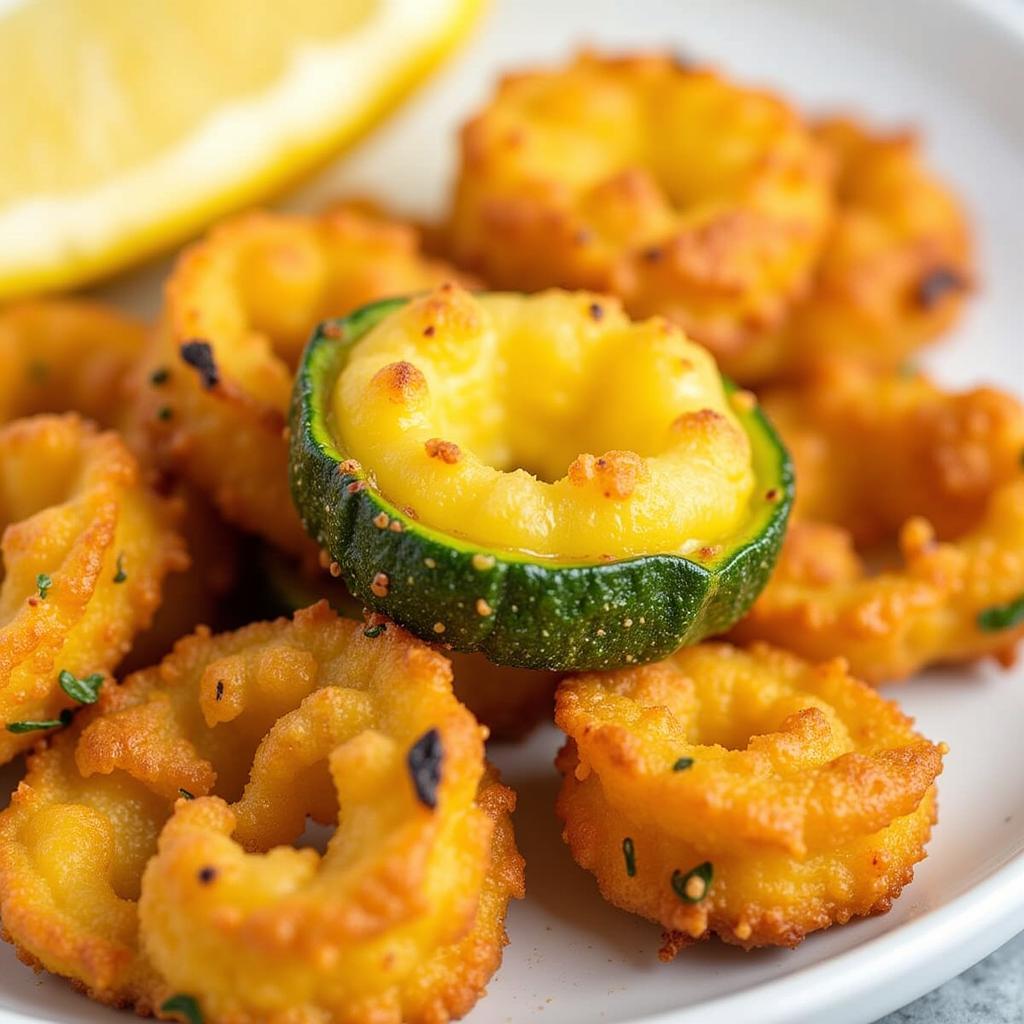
[672,757,694,772]
[161,994,203,1024]
[978,594,1024,632]
[407,728,443,809]
[58,669,105,704]
[178,788,195,800]
[7,709,72,733]
[363,623,386,638]
[622,837,636,877]
[113,553,127,583]
[672,862,713,903]
[35,573,52,600]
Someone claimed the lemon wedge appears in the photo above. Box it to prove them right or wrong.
[0,0,482,299]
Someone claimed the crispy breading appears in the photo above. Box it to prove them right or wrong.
[130,205,475,557]
[555,643,943,952]
[0,414,185,762]
[734,363,1024,680]
[0,603,523,1023]
[448,52,834,374]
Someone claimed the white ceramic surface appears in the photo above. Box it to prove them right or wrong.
[2,1,1024,1022]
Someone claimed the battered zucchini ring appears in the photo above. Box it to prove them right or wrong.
[555,643,944,953]
[448,52,834,367]
[290,284,792,670]
[0,299,146,430]
[0,602,523,1022]
[735,117,973,383]
[731,362,1024,680]
[132,204,474,557]
[0,414,185,763]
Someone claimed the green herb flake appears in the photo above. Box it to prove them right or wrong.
[113,553,127,584]
[35,573,52,600]
[178,788,195,800]
[58,669,105,705]
[622,837,636,877]
[363,623,386,638]
[977,594,1024,633]
[672,757,694,772]
[150,367,170,386]
[161,994,203,1024]
[671,861,713,903]
[7,709,72,733]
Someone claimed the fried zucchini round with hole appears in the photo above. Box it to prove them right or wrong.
[0,414,185,762]
[0,602,523,1023]
[448,52,834,368]
[0,299,146,430]
[735,118,972,382]
[555,643,943,953]
[132,205,475,557]
[732,362,1024,680]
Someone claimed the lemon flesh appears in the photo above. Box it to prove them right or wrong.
[0,0,482,298]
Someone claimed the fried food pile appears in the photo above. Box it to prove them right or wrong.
[0,41,1014,1024]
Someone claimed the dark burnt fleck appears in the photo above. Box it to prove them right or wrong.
[215,680,224,701]
[197,866,217,885]
[917,267,966,309]
[423,325,436,337]
[157,406,173,421]
[180,340,219,389]
[589,302,604,321]
[642,246,663,263]
[150,367,170,386]
[407,728,444,809]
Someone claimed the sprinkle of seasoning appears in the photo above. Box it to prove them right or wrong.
[59,669,105,704]
[150,367,170,386]
[157,405,173,421]
[407,728,444,809]
[977,593,1024,632]
[363,623,386,638]
[197,866,217,885]
[161,994,203,1024]
[214,680,224,701]
[113,553,127,583]
[7,709,72,733]
[622,837,637,877]
[178,788,195,800]
[672,757,694,772]
[917,266,965,309]
[672,862,713,903]
[180,340,219,389]
[36,573,52,600]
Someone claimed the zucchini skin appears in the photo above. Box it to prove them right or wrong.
[289,297,793,671]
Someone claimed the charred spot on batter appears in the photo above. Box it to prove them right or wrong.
[180,340,219,389]
[197,866,218,885]
[916,267,966,310]
[408,728,444,809]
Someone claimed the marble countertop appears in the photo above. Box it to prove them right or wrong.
[877,931,1024,1023]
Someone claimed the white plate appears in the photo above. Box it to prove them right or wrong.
[3,1,1024,1023]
